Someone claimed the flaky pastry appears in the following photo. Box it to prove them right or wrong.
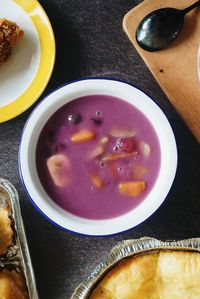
[0,18,24,64]
[90,251,200,299]
[0,207,13,255]
[0,269,28,299]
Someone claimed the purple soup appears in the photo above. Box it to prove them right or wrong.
[36,95,161,220]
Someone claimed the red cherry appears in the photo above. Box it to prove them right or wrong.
[116,137,134,152]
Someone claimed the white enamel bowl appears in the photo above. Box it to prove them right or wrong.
[19,79,177,236]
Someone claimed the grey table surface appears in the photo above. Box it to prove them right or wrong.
[0,0,200,298]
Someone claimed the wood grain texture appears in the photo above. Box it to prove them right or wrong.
[123,0,200,142]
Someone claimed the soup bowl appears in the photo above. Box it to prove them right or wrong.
[19,79,177,236]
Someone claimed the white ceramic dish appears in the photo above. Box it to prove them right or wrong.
[19,79,177,236]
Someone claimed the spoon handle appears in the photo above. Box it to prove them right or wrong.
[182,0,200,15]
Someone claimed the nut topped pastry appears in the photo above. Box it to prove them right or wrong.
[0,269,28,299]
[0,18,24,64]
[89,251,200,299]
[0,207,13,255]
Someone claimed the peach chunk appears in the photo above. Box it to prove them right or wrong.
[118,181,145,197]
[91,174,104,188]
[71,130,95,143]
[47,154,71,188]
[132,164,148,180]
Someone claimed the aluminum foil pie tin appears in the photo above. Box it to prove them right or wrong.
[71,237,200,299]
[0,178,39,299]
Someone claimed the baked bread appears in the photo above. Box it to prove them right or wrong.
[0,269,28,299]
[90,251,200,299]
[0,18,24,64]
[0,207,13,255]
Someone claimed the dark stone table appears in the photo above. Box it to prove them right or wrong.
[0,1,199,298]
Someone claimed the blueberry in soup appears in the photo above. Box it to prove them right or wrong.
[67,113,82,124]
[36,95,161,220]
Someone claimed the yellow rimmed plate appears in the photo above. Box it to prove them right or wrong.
[0,0,55,122]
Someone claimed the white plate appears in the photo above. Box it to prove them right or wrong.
[0,0,55,122]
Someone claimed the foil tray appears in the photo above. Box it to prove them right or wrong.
[0,178,39,299]
[71,237,200,299]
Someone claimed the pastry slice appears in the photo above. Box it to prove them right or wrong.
[90,251,200,299]
[0,18,24,64]
[0,269,28,299]
[0,207,13,255]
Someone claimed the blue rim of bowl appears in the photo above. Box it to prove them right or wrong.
[18,77,178,237]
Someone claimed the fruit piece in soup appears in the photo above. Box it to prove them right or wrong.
[102,152,137,162]
[88,145,105,160]
[108,162,119,178]
[71,129,95,143]
[67,113,82,124]
[100,136,109,145]
[118,181,145,197]
[110,128,136,138]
[46,154,71,188]
[91,174,104,188]
[131,164,148,180]
[116,137,134,153]
[139,141,151,158]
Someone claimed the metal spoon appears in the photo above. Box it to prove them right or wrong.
[136,0,200,51]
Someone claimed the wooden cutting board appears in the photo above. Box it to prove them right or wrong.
[123,0,200,142]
